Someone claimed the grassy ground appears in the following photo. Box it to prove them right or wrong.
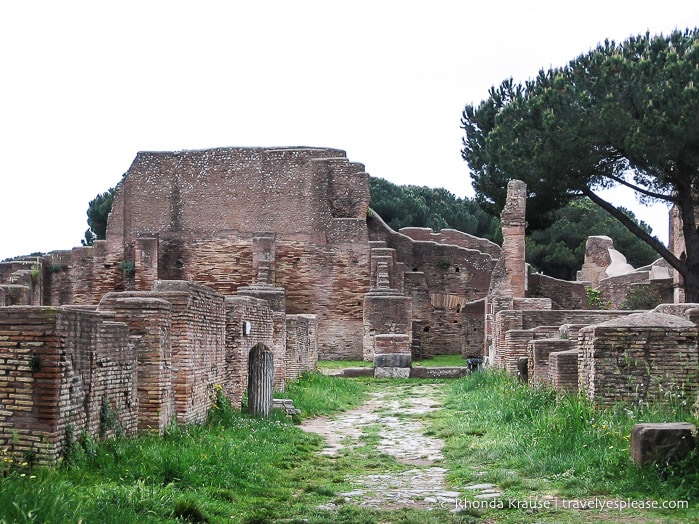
[430,369,699,523]
[1,371,697,523]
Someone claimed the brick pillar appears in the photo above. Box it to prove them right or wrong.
[98,295,174,434]
[484,179,527,363]
[134,237,159,291]
[501,179,527,298]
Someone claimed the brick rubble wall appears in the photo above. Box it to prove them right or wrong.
[224,296,274,409]
[579,313,698,407]
[528,338,576,385]
[0,306,136,465]
[549,349,579,392]
[98,295,174,433]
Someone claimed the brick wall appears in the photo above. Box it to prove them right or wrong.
[224,295,275,408]
[549,349,579,392]
[102,147,370,360]
[528,273,588,310]
[599,271,651,309]
[579,312,698,407]
[97,295,174,433]
[528,338,576,385]
[285,314,318,382]
[0,306,137,465]
[398,227,501,259]
[150,281,226,425]
[367,213,497,359]
[363,293,412,360]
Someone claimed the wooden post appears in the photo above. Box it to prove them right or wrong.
[247,343,274,417]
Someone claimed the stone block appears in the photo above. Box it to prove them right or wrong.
[409,366,467,379]
[374,367,411,379]
[630,422,696,466]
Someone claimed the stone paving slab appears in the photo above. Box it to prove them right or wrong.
[300,382,499,510]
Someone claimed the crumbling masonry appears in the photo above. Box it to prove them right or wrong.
[1,147,697,465]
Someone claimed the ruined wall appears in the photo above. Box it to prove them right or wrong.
[528,338,576,385]
[98,281,228,426]
[527,272,588,310]
[41,243,123,306]
[579,312,698,407]
[598,271,651,309]
[492,308,637,369]
[149,281,226,425]
[367,213,497,358]
[224,295,275,408]
[0,259,41,306]
[0,269,315,465]
[398,227,501,259]
[104,147,370,360]
[285,314,318,383]
[97,295,174,433]
[548,349,579,392]
[500,326,559,375]
[0,307,137,465]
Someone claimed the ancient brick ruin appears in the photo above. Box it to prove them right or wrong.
[1,146,697,465]
[483,181,698,410]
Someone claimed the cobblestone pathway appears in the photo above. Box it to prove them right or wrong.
[300,382,468,510]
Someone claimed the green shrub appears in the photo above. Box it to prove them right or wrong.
[620,284,663,310]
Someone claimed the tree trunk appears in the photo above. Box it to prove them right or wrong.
[677,186,699,303]
[247,344,274,418]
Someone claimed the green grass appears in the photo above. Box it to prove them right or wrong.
[2,371,697,523]
[431,369,699,522]
[276,371,371,419]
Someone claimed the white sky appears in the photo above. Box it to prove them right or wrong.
[2,0,697,261]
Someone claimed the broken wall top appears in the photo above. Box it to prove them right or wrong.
[106,147,370,251]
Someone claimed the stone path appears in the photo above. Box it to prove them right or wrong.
[300,382,477,510]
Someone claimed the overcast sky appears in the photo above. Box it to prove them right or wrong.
[2,1,697,262]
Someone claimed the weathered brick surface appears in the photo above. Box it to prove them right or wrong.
[100,282,229,426]
[100,147,370,360]
[0,306,136,465]
[368,213,497,358]
[528,338,576,385]
[373,334,411,377]
[398,227,501,259]
[363,294,412,360]
[492,309,637,369]
[285,314,318,383]
[549,349,579,392]
[579,312,698,407]
[527,273,588,310]
[599,271,650,309]
[150,281,226,425]
[97,295,174,433]
[224,295,275,408]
